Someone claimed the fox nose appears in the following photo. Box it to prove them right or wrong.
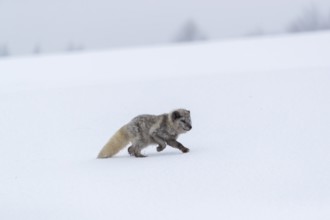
[188,125,192,130]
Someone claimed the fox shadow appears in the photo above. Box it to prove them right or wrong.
[109,150,184,159]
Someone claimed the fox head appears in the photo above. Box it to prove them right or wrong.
[170,109,192,134]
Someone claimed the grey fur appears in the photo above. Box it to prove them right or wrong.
[126,109,192,157]
[98,109,192,158]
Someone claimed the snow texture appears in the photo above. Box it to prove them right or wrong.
[1,32,330,220]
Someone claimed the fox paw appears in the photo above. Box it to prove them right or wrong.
[181,148,189,153]
[128,146,134,156]
[157,145,165,152]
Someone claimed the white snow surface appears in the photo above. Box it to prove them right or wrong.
[1,32,330,220]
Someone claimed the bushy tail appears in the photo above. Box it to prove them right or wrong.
[97,125,130,158]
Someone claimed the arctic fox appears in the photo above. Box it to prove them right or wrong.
[97,109,192,158]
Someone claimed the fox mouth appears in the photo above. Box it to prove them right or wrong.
[183,127,192,131]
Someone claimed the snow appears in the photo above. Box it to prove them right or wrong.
[1,32,330,219]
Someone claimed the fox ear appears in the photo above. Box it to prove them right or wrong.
[172,111,181,121]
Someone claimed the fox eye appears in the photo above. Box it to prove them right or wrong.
[181,119,186,123]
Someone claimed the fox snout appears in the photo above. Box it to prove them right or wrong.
[183,124,192,131]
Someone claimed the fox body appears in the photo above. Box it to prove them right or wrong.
[97,109,192,158]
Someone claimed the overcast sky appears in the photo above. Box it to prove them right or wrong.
[1,0,330,56]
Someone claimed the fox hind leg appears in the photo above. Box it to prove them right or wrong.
[128,145,134,156]
[128,144,147,158]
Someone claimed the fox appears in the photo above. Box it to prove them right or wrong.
[97,109,192,158]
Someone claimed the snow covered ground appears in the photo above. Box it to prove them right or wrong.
[1,32,330,220]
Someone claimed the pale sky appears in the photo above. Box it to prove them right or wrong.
[0,0,330,56]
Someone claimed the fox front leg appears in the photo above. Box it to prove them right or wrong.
[157,144,166,152]
[151,133,167,152]
[167,140,189,153]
